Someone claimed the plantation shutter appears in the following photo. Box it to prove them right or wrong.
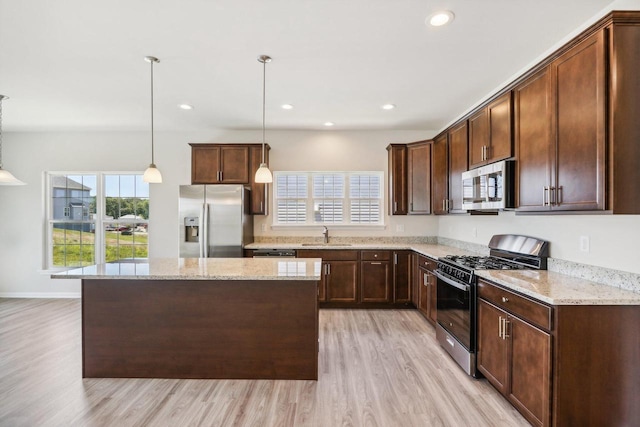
[275,174,308,223]
[312,174,345,223]
[349,174,382,224]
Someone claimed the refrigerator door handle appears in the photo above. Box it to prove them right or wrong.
[203,203,210,258]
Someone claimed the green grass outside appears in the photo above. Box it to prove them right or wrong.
[52,228,148,267]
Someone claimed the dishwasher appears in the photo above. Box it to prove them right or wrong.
[252,249,297,258]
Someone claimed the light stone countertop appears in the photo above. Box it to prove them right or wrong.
[247,242,640,305]
[476,270,640,305]
[51,257,322,281]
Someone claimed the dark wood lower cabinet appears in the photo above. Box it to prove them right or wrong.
[478,299,551,427]
[325,260,359,303]
[478,278,640,426]
[361,261,391,302]
[415,254,437,324]
[393,251,412,304]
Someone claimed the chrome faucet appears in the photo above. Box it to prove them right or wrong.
[322,226,329,244]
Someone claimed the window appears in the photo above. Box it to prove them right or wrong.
[274,171,383,226]
[45,173,150,269]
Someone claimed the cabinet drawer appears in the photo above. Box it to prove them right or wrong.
[361,250,391,261]
[477,279,552,331]
[297,249,359,261]
[416,254,436,271]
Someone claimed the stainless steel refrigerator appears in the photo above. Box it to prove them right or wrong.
[179,185,253,258]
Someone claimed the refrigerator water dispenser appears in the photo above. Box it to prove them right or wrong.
[184,217,199,242]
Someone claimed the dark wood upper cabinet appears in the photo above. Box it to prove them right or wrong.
[387,144,408,215]
[469,92,513,169]
[550,29,606,211]
[407,141,431,214]
[431,134,448,215]
[448,122,468,213]
[515,68,553,211]
[190,144,250,184]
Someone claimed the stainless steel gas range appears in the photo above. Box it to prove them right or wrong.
[434,234,549,377]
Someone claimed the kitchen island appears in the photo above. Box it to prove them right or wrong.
[52,257,321,380]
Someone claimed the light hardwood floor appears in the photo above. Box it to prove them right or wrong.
[0,298,528,426]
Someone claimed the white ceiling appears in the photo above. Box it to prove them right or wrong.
[0,0,620,133]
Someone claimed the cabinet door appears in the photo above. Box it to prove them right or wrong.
[551,30,606,211]
[318,262,327,302]
[468,109,489,168]
[417,268,430,319]
[326,260,359,303]
[191,146,221,184]
[387,144,408,215]
[219,146,250,183]
[411,254,420,307]
[427,271,437,324]
[407,142,431,214]
[515,68,553,211]
[393,251,411,303]
[508,315,552,427]
[432,134,448,215]
[477,299,509,395]
[361,261,391,302]
[448,122,468,212]
[487,93,513,163]
[249,145,269,214]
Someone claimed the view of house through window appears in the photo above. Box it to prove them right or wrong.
[47,173,149,268]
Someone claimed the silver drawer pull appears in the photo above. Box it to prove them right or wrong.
[502,296,509,303]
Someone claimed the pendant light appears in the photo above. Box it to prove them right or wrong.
[142,56,162,183]
[0,95,26,185]
[254,55,273,184]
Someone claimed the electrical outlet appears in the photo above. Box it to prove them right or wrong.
[261,223,267,232]
[580,236,590,252]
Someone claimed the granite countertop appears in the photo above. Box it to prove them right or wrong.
[51,257,322,281]
[246,242,477,260]
[476,270,640,306]
[247,241,640,306]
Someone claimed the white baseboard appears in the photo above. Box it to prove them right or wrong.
[0,292,81,299]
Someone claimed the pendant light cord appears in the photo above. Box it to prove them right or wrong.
[150,60,155,165]
[261,58,266,164]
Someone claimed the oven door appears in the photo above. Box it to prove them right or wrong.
[435,270,474,351]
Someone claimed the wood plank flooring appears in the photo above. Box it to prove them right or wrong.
[0,298,529,426]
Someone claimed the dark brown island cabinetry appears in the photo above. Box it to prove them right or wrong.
[468,92,513,169]
[190,143,270,215]
[477,278,640,426]
[407,141,431,214]
[388,141,432,215]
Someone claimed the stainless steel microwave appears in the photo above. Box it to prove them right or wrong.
[461,160,515,210]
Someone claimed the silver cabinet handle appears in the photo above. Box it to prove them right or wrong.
[549,186,556,205]
[394,253,398,264]
[502,296,509,303]
[557,186,563,206]
[394,201,398,212]
[543,186,548,206]
[503,318,510,339]
[371,262,382,265]
[499,315,503,339]
[423,272,429,286]
[260,201,263,212]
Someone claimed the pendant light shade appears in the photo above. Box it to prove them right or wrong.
[0,95,26,185]
[255,55,273,184]
[143,56,162,184]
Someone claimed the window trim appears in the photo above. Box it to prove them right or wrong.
[43,171,149,271]
[272,171,385,228]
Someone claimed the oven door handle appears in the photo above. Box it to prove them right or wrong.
[434,270,470,292]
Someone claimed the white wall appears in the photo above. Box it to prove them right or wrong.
[0,129,434,296]
[439,212,640,274]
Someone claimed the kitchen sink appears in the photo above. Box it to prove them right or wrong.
[300,243,352,246]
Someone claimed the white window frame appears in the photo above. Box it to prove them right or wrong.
[43,171,149,271]
[272,171,384,228]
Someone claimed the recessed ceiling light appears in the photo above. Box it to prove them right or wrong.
[178,104,194,110]
[324,122,335,127]
[382,104,396,110]
[281,104,293,110]
[427,10,455,27]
